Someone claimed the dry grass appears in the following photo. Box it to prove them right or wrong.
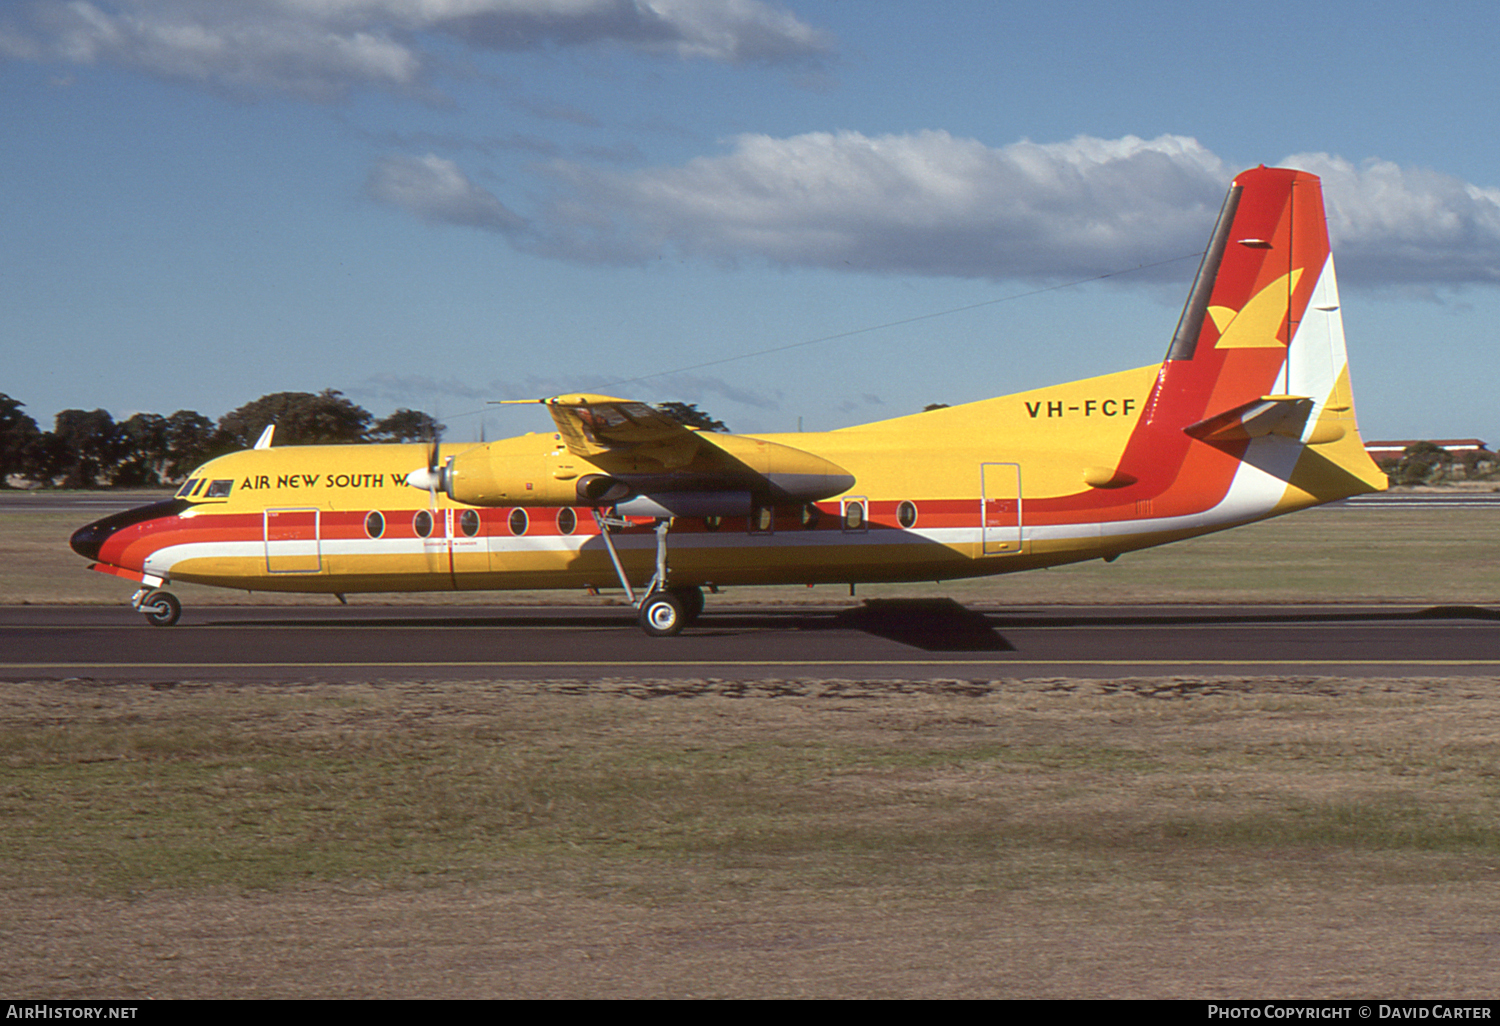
[4,675,1500,998]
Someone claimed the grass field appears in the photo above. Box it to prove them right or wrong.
[3,675,1499,998]
[4,494,1500,997]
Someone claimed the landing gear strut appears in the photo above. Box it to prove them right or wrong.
[591,510,703,637]
[131,587,181,627]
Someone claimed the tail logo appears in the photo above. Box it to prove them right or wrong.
[1210,268,1304,349]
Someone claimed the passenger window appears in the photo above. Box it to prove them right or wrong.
[413,510,433,538]
[365,511,385,539]
[556,507,577,535]
[843,500,866,531]
[460,509,480,537]
[897,501,918,528]
[509,508,529,536]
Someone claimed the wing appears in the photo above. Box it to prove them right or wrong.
[492,395,855,506]
[535,394,702,468]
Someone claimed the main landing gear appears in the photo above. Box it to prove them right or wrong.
[591,510,704,637]
[130,587,181,627]
[638,584,705,638]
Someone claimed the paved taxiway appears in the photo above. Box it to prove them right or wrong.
[4,602,1499,681]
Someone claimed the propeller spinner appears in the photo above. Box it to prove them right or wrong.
[404,432,450,502]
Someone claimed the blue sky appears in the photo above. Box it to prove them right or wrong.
[4,0,1500,443]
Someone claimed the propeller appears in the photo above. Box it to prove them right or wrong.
[404,419,448,506]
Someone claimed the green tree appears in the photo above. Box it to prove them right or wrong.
[370,408,445,443]
[112,412,170,486]
[217,390,373,448]
[0,394,42,487]
[655,402,729,433]
[51,409,124,489]
[1390,441,1448,486]
[163,410,217,481]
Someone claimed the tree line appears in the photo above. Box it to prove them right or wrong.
[1378,441,1500,486]
[0,391,729,490]
[0,390,443,489]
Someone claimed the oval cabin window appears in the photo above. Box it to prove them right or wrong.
[509,508,529,536]
[556,507,577,535]
[364,511,385,539]
[460,509,480,537]
[897,501,918,528]
[413,510,433,538]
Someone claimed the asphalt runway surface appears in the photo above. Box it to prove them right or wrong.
[5,601,1500,681]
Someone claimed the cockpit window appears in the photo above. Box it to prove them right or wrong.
[175,479,199,498]
[204,479,234,498]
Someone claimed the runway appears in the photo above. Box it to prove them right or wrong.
[5,601,1500,681]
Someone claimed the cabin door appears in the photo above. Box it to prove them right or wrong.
[264,507,322,573]
[421,507,453,579]
[979,463,1022,555]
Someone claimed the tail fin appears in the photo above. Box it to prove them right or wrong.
[1115,166,1385,519]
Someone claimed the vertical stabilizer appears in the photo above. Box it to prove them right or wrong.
[1111,167,1384,520]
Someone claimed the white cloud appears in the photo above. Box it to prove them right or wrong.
[367,153,527,232]
[6,1,425,100]
[1282,153,1500,287]
[0,0,832,100]
[422,132,1492,290]
[531,131,1234,280]
[365,132,1500,290]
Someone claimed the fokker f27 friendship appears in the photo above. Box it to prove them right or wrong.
[72,166,1387,635]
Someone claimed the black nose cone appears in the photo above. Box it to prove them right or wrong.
[69,499,191,563]
[70,520,109,561]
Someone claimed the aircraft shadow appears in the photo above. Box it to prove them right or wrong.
[203,597,1013,652]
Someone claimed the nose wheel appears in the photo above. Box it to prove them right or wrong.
[132,588,181,627]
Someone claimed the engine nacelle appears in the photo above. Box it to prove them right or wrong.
[414,431,855,509]
[444,450,580,507]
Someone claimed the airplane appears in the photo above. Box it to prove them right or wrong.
[70,166,1386,636]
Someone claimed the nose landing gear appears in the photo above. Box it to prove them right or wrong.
[131,587,181,627]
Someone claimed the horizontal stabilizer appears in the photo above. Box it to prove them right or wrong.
[1183,395,1313,444]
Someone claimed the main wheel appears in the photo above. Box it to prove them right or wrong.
[639,591,686,637]
[139,589,181,627]
[670,585,705,625]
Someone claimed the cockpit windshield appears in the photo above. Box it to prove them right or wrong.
[174,477,233,500]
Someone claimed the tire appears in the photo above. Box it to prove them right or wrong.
[639,591,686,637]
[670,585,705,624]
[140,590,181,627]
